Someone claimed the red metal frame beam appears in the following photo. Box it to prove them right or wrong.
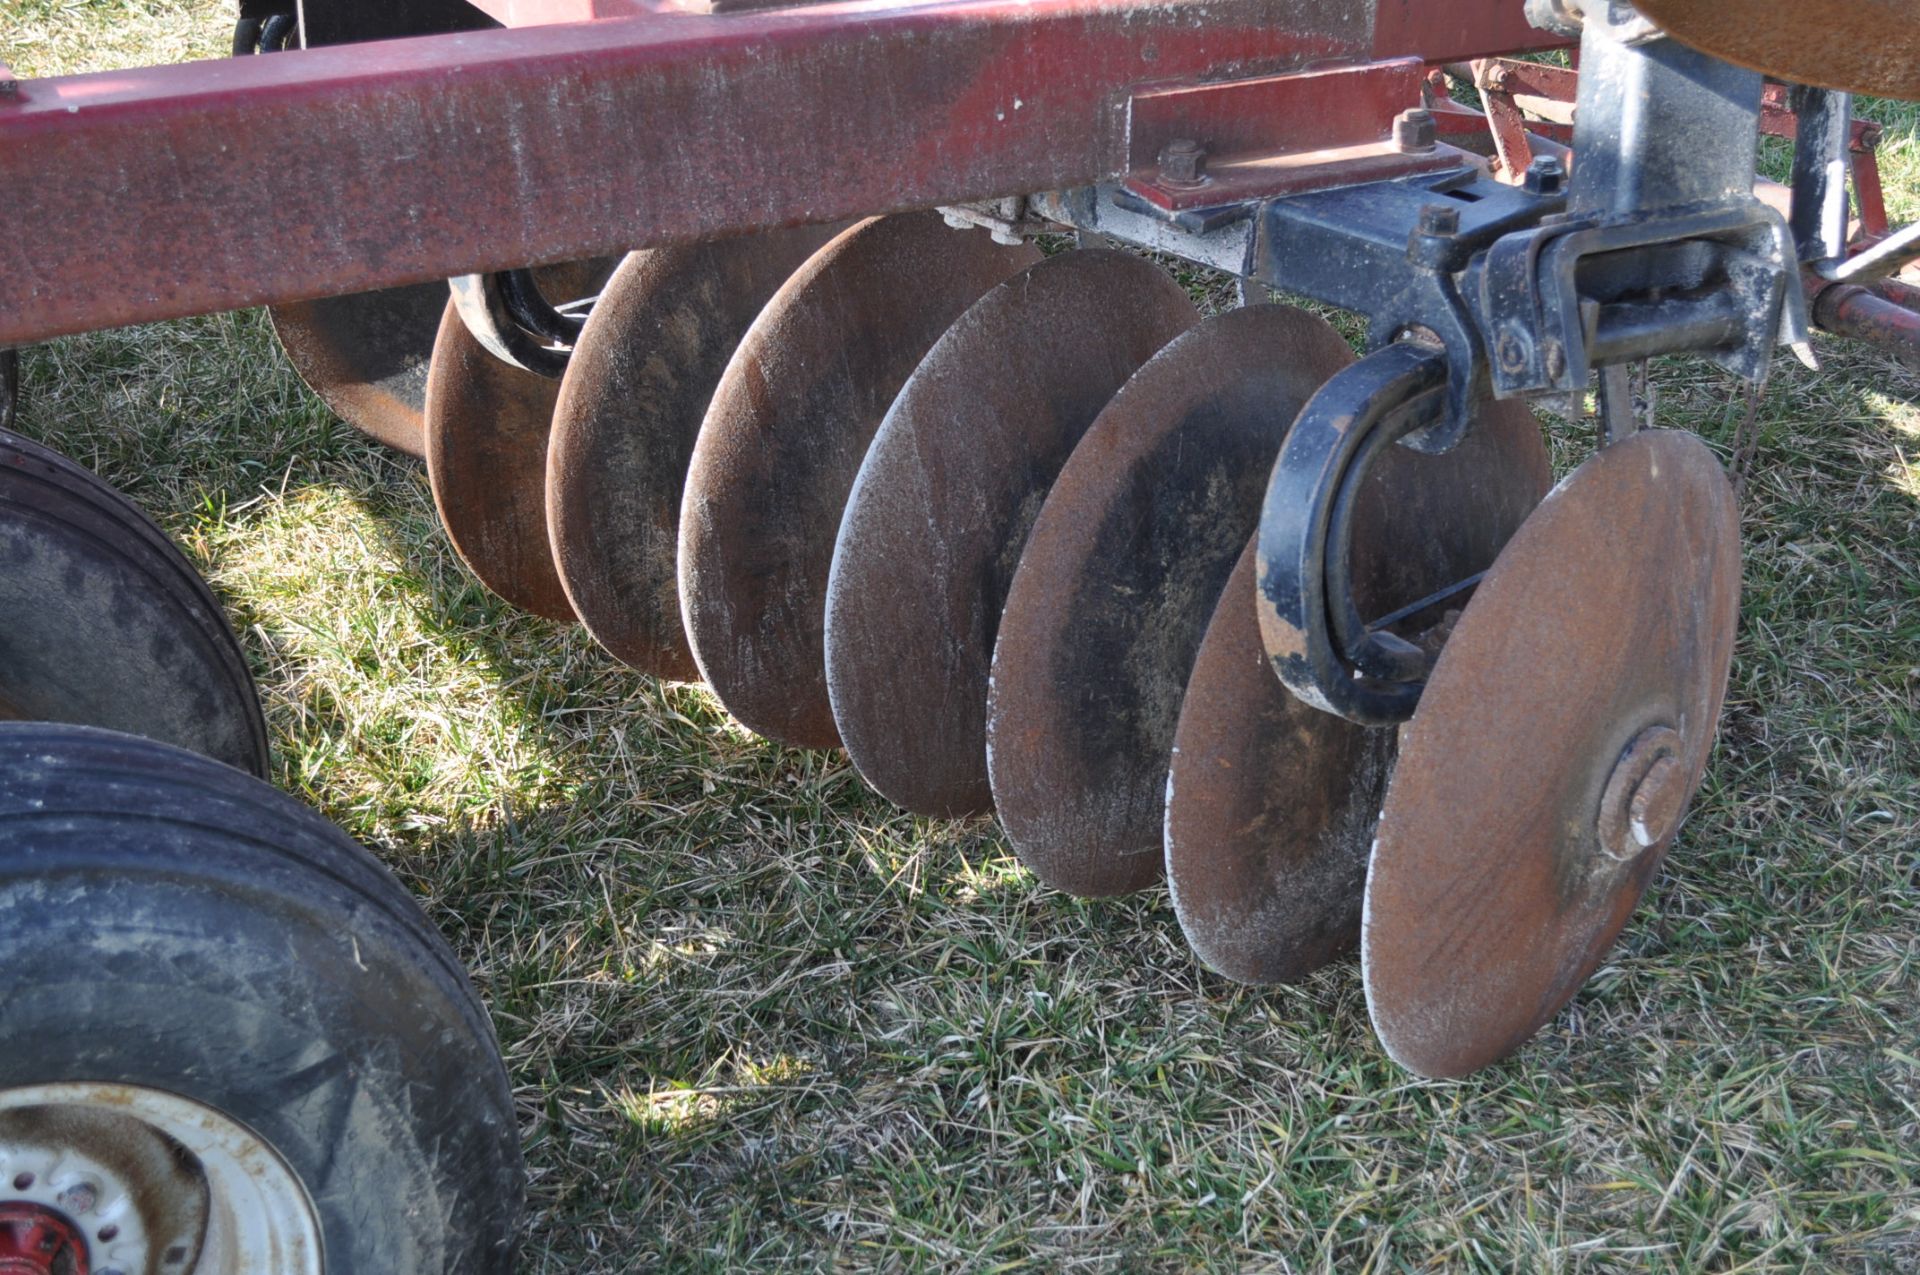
[0,0,1563,346]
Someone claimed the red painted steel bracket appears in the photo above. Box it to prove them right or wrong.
[1124,59,1470,212]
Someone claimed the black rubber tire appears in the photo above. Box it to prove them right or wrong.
[0,722,523,1273]
[0,429,270,776]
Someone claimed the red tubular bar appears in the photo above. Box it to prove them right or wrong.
[0,0,1565,347]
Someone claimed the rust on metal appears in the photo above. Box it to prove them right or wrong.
[546,225,840,679]
[1638,0,1920,101]
[424,259,609,621]
[0,430,269,776]
[1364,429,1741,1078]
[825,249,1198,817]
[986,304,1353,897]
[1166,540,1388,982]
[679,214,1037,748]
[269,284,446,456]
[0,0,1387,346]
[1811,280,1920,374]
[1123,59,1468,211]
[1168,394,1551,985]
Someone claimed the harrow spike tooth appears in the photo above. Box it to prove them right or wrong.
[425,258,614,621]
[826,249,1199,819]
[986,304,1356,898]
[679,212,1039,750]
[268,283,448,457]
[546,225,843,681]
[1363,428,1741,1079]
[0,429,269,776]
[1171,393,1553,986]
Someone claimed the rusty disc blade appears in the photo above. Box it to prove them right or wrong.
[425,259,611,621]
[826,249,1199,818]
[546,227,841,681]
[269,284,447,457]
[1638,0,1920,100]
[1364,429,1741,1077]
[1168,397,1551,985]
[0,429,268,776]
[678,213,1038,748]
[986,304,1354,897]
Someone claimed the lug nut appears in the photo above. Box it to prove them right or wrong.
[1524,154,1568,196]
[1393,107,1437,153]
[1158,137,1208,187]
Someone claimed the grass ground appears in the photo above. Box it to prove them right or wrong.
[6,4,1920,1270]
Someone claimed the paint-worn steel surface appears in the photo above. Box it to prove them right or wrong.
[546,226,839,679]
[1639,0,1920,101]
[0,0,1564,348]
[269,284,445,457]
[424,260,610,621]
[257,0,494,457]
[680,215,1037,748]
[986,305,1353,897]
[1364,429,1740,1078]
[826,250,1198,817]
[0,0,1362,345]
[1168,396,1550,985]
[0,430,269,776]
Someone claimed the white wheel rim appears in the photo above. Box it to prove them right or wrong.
[0,1082,323,1275]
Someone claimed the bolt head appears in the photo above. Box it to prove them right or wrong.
[1524,154,1568,196]
[1158,137,1208,186]
[1417,203,1460,237]
[1393,107,1437,153]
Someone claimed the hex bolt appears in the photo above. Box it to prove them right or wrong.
[1393,107,1437,153]
[1158,138,1208,187]
[1417,203,1460,237]
[1524,154,1568,197]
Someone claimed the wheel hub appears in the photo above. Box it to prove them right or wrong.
[0,1084,323,1275]
[0,1202,88,1275]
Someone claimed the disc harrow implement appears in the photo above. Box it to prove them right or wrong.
[985,303,1354,897]
[8,0,1920,1182]
[679,213,1038,749]
[1364,428,1741,1077]
[423,258,612,620]
[826,248,1199,818]
[1168,390,1551,983]
[546,226,843,679]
